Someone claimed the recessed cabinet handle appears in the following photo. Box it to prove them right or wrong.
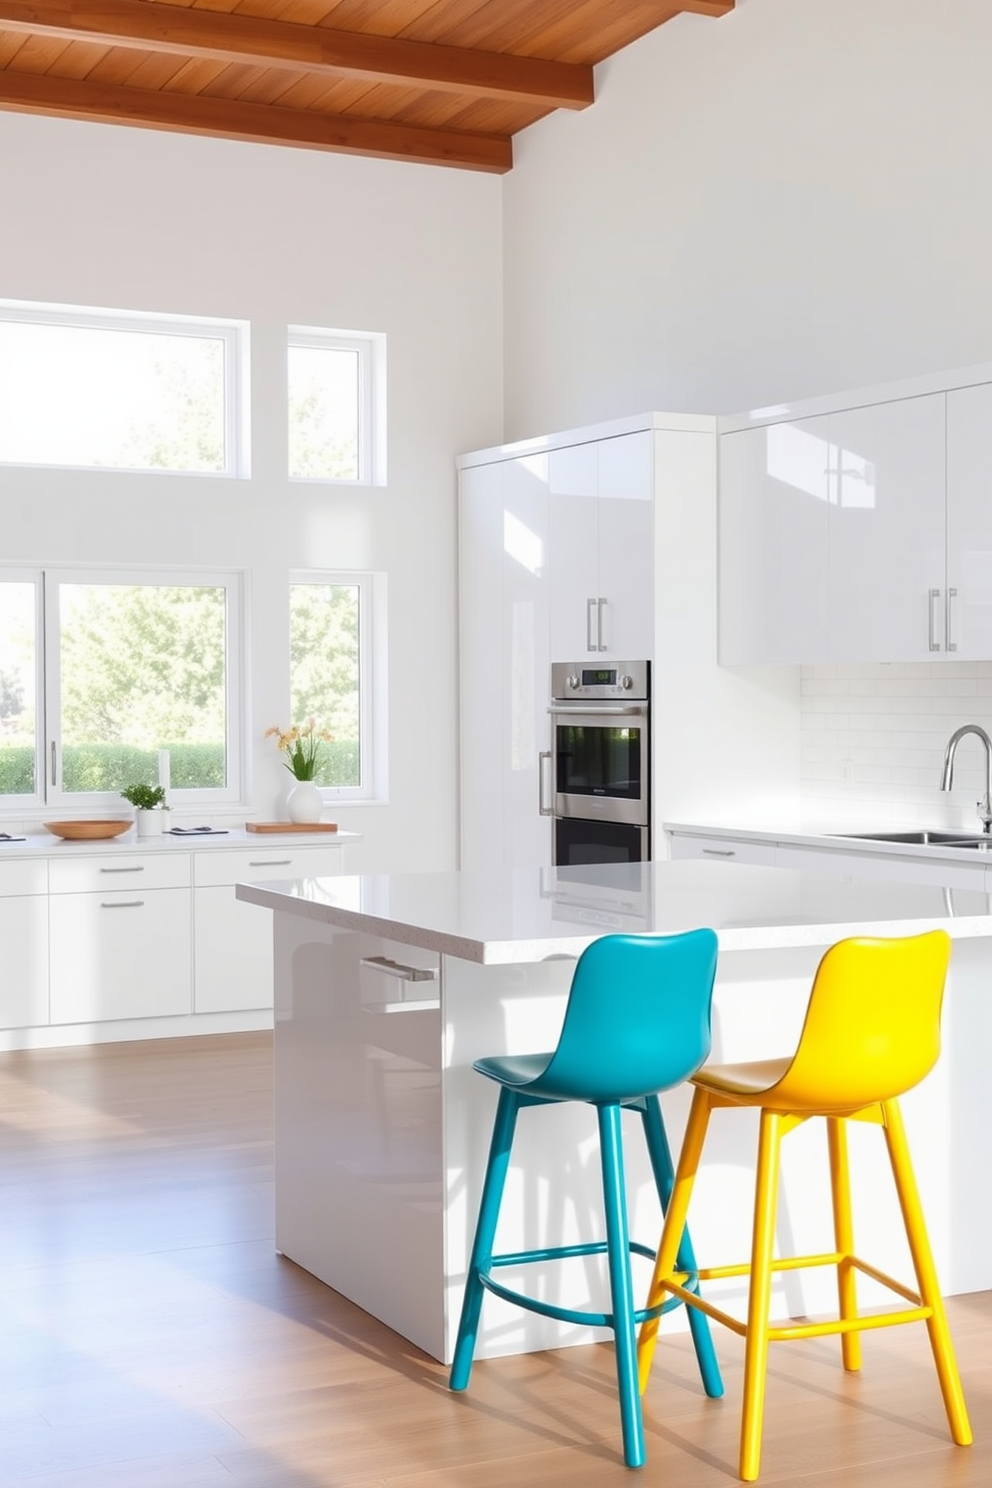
[101,900,145,909]
[361,955,438,983]
[702,848,736,857]
[928,587,941,652]
[946,587,958,652]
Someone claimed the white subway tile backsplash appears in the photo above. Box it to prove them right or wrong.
[801,661,992,830]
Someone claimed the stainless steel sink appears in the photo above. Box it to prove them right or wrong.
[835,829,992,848]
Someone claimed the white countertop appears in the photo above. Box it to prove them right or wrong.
[236,859,992,965]
[0,825,358,858]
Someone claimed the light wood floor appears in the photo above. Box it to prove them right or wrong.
[0,1032,988,1487]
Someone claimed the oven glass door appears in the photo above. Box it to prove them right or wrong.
[552,710,647,823]
[555,816,649,866]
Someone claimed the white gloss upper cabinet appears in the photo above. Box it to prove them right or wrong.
[827,395,945,662]
[458,453,552,875]
[719,392,948,664]
[501,454,552,872]
[547,441,598,658]
[719,417,830,664]
[458,459,508,876]
[549,432,653,659]
[946,383,992,658]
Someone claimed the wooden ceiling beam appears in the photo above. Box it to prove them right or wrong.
[0,0,594,109]
[0,69,513,171]
[675,2,735,15]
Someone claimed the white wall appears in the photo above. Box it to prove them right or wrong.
[0,112,504,871]
[503,0,992,437]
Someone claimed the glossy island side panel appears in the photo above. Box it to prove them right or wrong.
[272,914,445,1361]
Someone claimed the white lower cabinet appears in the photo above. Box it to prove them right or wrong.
[668,829,992,892]
[667,833,776,867]
[193,846,345,1013]
[0,860,49,1029]
[49,887,192,1024]
[1,838,347,1036]
[48,852,192,1025]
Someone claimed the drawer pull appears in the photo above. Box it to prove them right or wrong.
[249,859,293,867]
[361,955,438,983]
[100,866,145,874]
[702,848,736,857]
[101,900,145,909]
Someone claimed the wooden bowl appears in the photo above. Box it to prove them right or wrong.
[44,820,133,841]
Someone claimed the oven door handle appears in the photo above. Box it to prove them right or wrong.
[548,704,647,717]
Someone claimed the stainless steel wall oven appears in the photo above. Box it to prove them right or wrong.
[543,661,650,866]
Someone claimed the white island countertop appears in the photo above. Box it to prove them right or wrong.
[236,858,992,963]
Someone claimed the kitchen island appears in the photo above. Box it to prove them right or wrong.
[237,860,992,1365]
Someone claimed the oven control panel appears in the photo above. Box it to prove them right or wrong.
[551,660,649,702]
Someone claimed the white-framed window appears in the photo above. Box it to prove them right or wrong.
[0,300,248,476]
[289,572,385,801]
[287,327,386,485]
[0,566,243,810]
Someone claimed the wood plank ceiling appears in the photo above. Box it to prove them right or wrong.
[0,1,733,172]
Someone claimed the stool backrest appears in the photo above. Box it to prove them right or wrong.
[532,929,719,1103]
[766,930,951,1112]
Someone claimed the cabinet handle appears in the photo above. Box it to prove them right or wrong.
[538,750,553,816]
[946,587,958,652]
[100,865,145,874]
[101,900,145,909]
[928,588,941,652]
[249,859,293,867]
[596,597,607,652]
[702,848,736,857]
[586,597,598,652]
[361,955,438,983]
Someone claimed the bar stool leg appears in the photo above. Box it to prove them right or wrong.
[598,1102,645,1469]
[450,1086,522,1391]
[640,1095,723,1398]
[739,1109,784,1483]
[827,1115,862,1372]
[882,1098,973,1446]
[638,1085,713,1389]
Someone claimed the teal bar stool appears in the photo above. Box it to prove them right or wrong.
[449,929,724,1469]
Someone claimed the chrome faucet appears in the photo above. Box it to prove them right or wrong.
[940,723,992,833]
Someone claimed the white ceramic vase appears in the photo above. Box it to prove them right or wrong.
[286,779,323,824]
[135,808,163,837]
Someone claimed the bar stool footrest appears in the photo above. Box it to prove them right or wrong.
[480,1241,700,1328]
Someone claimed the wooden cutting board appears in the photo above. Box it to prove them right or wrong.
[246,822,338,833]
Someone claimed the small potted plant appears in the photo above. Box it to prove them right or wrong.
[264,719,332,823]
[121,783,168,837]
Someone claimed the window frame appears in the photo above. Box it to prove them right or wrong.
[287,326,386,486]
[0,564,245,813]
[289,570,385,804]
[0,299,249,478]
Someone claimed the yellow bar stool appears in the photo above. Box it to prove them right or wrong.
[636,930,973,1481]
